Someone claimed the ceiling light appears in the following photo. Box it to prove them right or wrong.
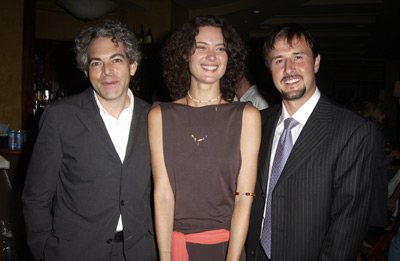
[56,0,119,21]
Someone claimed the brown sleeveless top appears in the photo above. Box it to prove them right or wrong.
[159,102,245,234]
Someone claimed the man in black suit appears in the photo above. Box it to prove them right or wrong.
[247,23,375,260]
[22,20,156,260]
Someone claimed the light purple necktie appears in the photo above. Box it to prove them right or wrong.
[260,117,299,259]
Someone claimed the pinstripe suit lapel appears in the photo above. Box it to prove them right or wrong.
[259,106,281,195]
[278,95,331,184]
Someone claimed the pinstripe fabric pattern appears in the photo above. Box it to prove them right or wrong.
[247,95,375,261]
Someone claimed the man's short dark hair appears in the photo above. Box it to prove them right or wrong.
[263,22,319,68]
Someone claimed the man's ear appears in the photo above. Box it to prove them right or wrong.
[130,62,138,76]
[314,54,321,73]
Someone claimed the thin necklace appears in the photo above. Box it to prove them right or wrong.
[187,91,220,104]
[186,95,221,145]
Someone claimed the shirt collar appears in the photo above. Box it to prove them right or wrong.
[278,87,321,127]
[93,89,134,118]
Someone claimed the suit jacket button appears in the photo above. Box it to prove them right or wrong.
[107,238,112,244]
[121,200,124,206]
[251,250,255,256]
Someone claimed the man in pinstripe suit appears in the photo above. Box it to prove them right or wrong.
[247,23,375,260]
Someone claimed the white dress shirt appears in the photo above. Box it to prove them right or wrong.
[234,85,269,110]
[94,89,134,232]
[261,87,321,236]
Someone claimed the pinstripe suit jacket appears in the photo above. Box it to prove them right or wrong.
[247,94,375,261]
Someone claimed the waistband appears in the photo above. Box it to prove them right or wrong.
[172,229,230,261]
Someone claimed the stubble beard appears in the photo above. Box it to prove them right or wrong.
[281,85,306,101]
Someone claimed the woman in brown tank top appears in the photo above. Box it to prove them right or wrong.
[148,16,261,261]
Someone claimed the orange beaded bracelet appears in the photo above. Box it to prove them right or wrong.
[234,192,256,196]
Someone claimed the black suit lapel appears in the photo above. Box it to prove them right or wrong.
[76,89,120,162]
[124,97,147,163]
[277,95,331,184]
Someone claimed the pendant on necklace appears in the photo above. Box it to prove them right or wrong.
[191,134,207,145]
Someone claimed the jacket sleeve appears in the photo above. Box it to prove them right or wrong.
[319,120,375,260]
[22,106,62,260]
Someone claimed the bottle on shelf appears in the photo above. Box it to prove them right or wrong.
[138,24,145,44]
[33,79,43,115]
[33,52,46,115]
[40,79,52,110]
[144,25,153,44]
[33,80,38,115]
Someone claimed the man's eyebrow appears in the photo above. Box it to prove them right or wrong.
[110,53,126,59]
[88,53,126,63]
[292,51,306,55]
[270,51,307,61]
[270,55,283,61]
[88,57,101,63]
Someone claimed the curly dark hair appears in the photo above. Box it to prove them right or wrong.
[161,16,247,101]
[263,22,319,68]
[75,19,141,72]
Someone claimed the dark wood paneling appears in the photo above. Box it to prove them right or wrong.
[21,0,36,130]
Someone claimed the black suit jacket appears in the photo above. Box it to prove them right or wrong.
[22,88,156,260]
[247,94,375,260]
